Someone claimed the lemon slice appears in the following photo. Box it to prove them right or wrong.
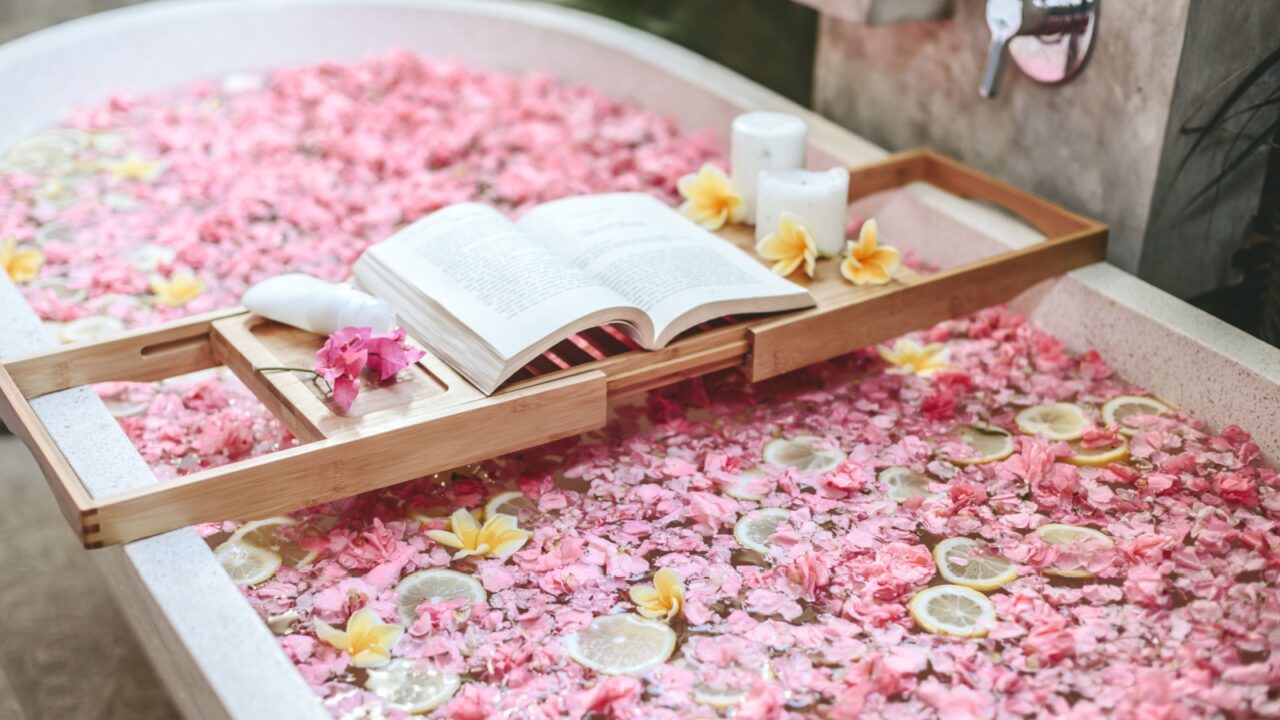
[1063,438,1129,467]
[1014,403,1087,441]
[1034,523,1114,578]
[932,537,1019,591]
[908,584,996,638]
[59,315,124,344]
[723,468,769,501]
[214,540,281,586]
[1035,523,1113,546]
[733,508,790,554]
[395,569,488,624]
[30,276,85,303]
[1101,395,1172,435]
[762,436,845,474]
[364,658,460,714]
[564,614,677,676]
[230,516,317,569]
[878,466,939,503]
[129,244,177,272]
[692,684,748,708]
[484,490,535,520]
[944,425,1016,465]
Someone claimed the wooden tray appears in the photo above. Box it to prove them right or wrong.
[0,149,1106,548]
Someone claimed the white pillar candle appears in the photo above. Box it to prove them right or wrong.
[730,112,808,221]
[755,168,851,257]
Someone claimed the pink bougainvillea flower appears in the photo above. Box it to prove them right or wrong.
[314,326,370,383]
[311,326,422,412]
[330,376,360,415]
[364,327,425,381]
[313,326,370,413]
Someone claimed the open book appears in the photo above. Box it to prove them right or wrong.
[353,193,814,394]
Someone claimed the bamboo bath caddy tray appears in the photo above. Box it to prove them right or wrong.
[0,150,1106,548]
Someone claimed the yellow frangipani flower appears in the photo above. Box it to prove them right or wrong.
[314,608,404,669]
[677,163,745,230]
[755,211,817,278]
[105,153,164,182]
[630,567,685,622]
[1,237,43,283]
[877,338,950,377]
[426,509,531,561]
[840,219,900,286]
[150,271,204,306]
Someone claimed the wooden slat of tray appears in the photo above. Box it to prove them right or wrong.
[0,149,1107,548]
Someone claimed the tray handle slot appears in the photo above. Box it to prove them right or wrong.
[4,308,242,399]
[748,149,1107,382]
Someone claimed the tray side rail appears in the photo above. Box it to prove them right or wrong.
[0,359,98,546]
[85,370,607,546]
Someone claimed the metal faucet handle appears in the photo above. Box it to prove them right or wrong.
[981,0,1024,98]
[980,0,1099,98]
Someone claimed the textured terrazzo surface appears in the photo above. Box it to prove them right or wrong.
[813,0,1280,300]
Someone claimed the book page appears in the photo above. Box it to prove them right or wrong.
[517,193,810,342]
[360,204,631,359]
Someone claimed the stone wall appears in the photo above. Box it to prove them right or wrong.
[813,0,1280,299]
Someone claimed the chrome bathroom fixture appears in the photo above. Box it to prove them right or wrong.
[981,0,1098,97]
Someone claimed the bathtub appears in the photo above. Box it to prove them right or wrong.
[0,1,1277,718]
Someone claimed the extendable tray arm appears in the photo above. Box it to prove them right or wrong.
[0,311,607,547]
[747,150,1108,380]
[0,149,1105,548]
